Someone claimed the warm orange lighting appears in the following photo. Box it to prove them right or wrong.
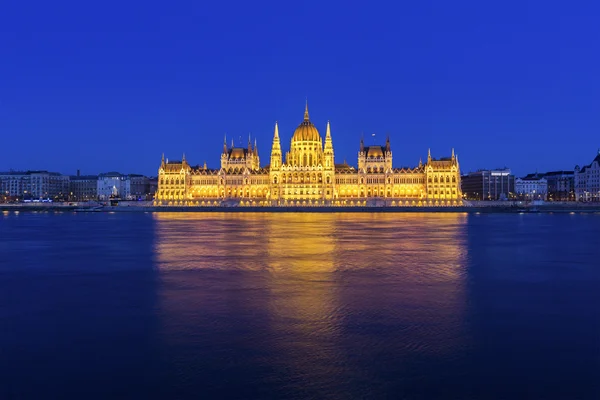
[154,212,469,359]
[155,105,462,207]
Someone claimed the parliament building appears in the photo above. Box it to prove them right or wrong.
[155,104,463,206]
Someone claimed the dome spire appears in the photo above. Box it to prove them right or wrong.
[304,99,310,121]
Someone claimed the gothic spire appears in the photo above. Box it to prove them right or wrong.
[325,121,333,151]
[304,99,310,121]
[271,121,282,168]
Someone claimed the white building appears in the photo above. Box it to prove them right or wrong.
[515,174,548,200]
[97,172,131,200]
[0,171,29,198]
[0,171,69,200]
[574,151,600,201]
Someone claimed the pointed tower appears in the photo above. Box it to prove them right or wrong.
[161,153,165,168]
[221,135,229,170]
[270,121,282,171]
[384,135,392,171]
[304,99,310,121]
[269,121,282,203]
[324,120,334,170]
[358,135,366,171]
[427,148,432,163]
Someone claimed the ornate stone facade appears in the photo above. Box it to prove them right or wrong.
[155,104,462,206]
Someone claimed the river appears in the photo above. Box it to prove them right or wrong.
[1,212,598,399]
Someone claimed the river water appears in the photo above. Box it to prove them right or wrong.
[1,212,599,399]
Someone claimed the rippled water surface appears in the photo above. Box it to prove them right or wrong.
[1,212,599,399]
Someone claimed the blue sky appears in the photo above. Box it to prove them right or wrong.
[1,0,599,176]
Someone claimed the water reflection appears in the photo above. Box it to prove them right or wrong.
[153,212,469,396]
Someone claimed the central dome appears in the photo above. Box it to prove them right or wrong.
[292,103,322,143]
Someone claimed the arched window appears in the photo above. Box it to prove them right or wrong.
[452,176,456,183]
[274,176,278,184]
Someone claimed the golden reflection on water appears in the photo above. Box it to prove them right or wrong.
[154,212,469,377]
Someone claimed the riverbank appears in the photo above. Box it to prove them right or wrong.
[2,203,600,213]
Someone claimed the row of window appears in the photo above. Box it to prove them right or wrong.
[428,190,457,196]
[162,176,457,186]
[428,176,457,184]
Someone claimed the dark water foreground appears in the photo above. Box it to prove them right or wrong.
[1,212,599,399]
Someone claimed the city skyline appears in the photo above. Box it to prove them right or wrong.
[2,1,599,176]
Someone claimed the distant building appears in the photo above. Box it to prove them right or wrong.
[515,173,548,200]
[574,151,600,201]
[148,177,158,199]
[461,169,515,200]
[0,171,29,199]
[0,171,69,200]
[97,172,131,200]
[69,172,98,201]
[129,175,149,200]
[543,171,574,201]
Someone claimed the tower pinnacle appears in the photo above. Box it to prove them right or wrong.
[304,99,310,121]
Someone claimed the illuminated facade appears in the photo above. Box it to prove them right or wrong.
[155,104,462,206]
